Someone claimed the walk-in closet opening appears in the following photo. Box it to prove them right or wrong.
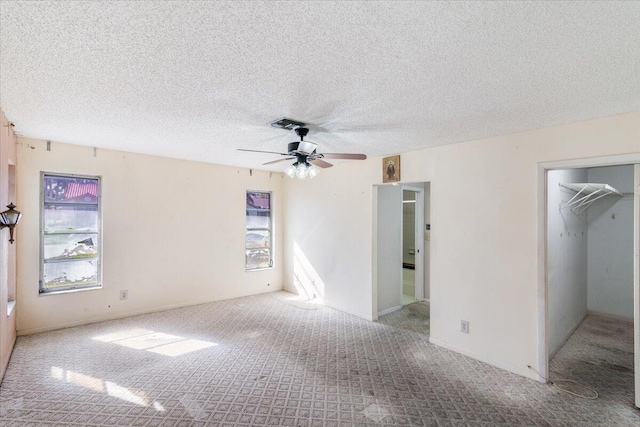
[545,163,638,404]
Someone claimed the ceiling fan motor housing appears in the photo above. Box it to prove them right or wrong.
[287,141,300,153]
[288,141,318,156]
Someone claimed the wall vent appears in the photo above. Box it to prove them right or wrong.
[270,118,306,130]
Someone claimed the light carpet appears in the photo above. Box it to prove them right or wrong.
[0,292,638,426]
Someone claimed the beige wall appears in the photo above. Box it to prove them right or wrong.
[282,160,377,317]
[0,108,18,380]
[16,138,284,334]
[283,112,640,380]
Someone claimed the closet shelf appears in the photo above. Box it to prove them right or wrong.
[559,183,623,213]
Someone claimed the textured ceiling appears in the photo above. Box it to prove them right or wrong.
[1,1,639,170]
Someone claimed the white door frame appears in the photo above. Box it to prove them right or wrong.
[536,154,640,407]
[401,185,425,303]
[634,164,640,407]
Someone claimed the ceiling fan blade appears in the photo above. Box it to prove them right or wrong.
[320,153,367,160]
[310,158,333,168]
[262,157,295,166]
[237,148,289,156]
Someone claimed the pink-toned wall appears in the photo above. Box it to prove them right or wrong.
[0,107,18,381]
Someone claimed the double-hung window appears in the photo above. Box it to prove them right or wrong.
[40,173,101,294]
[245,191,272,270]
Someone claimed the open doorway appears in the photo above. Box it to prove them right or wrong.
[402,188,420,305]
[373,182,431,336]
[538,156,640,407]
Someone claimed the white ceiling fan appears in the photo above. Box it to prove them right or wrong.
[238,119,367,179]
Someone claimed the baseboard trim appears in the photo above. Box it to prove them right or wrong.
[548,311,588,361]
[322,299,373,321]
[428,336,540,382]
[17,287,284,336]
[378,305,402,317]
[277,290,373,322]
[587,309,633,323]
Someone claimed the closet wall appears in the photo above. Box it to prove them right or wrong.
[547,169,588,357]
[587,165,635,319]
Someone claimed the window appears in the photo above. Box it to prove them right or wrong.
[40,173,101,294]
[245,191,272,270]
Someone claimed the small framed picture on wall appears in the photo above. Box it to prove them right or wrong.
[382,155,400,183]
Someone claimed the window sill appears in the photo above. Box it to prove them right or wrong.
[39,286,102,297]
[246,266,275,273]
[7,301,15,317]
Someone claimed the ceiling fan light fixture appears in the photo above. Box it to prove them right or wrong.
[284,161,318,180]
[308,164,319,178]
[284,163,297,177]
[295,163,310,180]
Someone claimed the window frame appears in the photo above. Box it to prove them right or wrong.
[39,172,103,295]
[245,190,273,271]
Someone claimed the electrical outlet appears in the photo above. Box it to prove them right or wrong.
[120,290,128,300]
[460,320,469,334]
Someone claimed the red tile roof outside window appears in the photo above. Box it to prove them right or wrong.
[64,182,98,200]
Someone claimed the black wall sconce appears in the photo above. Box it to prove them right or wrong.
[0,203,22,244]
